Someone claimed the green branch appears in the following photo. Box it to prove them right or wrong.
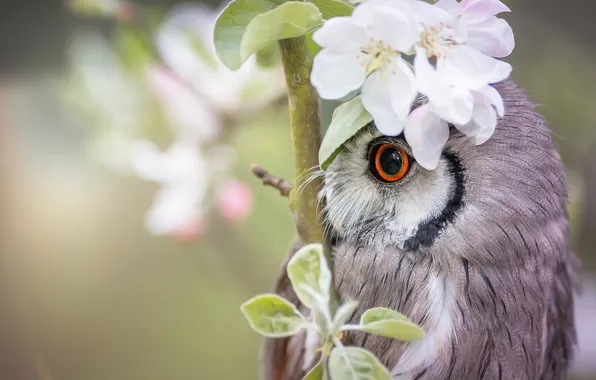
[278,37,338,310]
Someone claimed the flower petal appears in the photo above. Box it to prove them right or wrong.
[430,86,474,125]
[479,85,504,117]
[388,57,418,118]
[312,17,368,54]
[473,103,497,144]
[457,99,497,145]
[415,48,473,124]
[411,0,453,26]
[439,45,512,90]
[130,140,166,182]
[362,72,406,136]
[414,47,448,105]
[466,17,515,58]
[145,185,203,235]
[311,50,366,99]
[460,0,511,23]
[146,65,220,141]
[434,0,462,16]
[404,105,450,170]
[352,0,420,52]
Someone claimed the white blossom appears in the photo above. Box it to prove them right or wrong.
[310,0,421,135]
[435,0,515,58]
[130,140,210,236]
[311,0,515,165]
[415,0,513,92]
[400,0,513,168]
[404,46,504,169]
[145,64,220,143]
[124,4,284,236]
[156,4,285,118]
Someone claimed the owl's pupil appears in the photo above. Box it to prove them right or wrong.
[379,147,402,175]
[369,142,410,182]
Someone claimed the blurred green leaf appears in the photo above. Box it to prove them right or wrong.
[240,2,323,65]
[328,346,391,380]
[241,294,306,337]
[114,26,153,74]
[307,0,353,19]
[144,6,167,30]
[67,0,117,17]
[214,0,283,70]
[303,359,324,380]
[319,95,372,170]
[346,307,424,341]
[287,243,331,310]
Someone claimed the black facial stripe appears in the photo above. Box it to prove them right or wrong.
[402,151,465,251]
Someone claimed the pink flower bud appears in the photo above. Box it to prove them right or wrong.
[217,180,253,223]
[171,218,207,243]
[117,1,137,23]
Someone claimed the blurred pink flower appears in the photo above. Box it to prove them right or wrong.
[155,4,286,116]
[130,140,210,236]
[171,218,207,243]
[116,1,136,22]
[216,180,254,223]
[145,64,220,143]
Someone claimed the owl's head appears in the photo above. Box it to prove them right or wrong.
[321,81,568,261]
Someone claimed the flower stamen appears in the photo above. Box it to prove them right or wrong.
[420,25,457,58]
[360,39,398,76]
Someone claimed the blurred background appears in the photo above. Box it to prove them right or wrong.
[0,0,595,379]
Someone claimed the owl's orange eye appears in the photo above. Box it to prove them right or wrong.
[370,143,410,182]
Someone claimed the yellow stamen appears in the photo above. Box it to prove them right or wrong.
[360,39,398,76]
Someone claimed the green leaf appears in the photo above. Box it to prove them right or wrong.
[319,95,372,170]
[214,0,283,70]
[360,307,408,324]
[328,346,391,380]
[214,0,322,70]
[303,359,324,380]
[241,294,306,337]
[305,0,353,60]
[307,0,353,19]
[240,2,323,64]
[349,307,425,341]
[332,300,358,333]
[287,243,331,310]
[306,30,322,59]
[256,44,281,68]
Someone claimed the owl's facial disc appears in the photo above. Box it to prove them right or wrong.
[321,126,465,251]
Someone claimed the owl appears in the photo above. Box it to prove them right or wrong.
[261,80,579,380]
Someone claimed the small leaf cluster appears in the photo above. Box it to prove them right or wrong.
[213,0,352,71]
[213,0,366,170]
[241,244,425,380]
